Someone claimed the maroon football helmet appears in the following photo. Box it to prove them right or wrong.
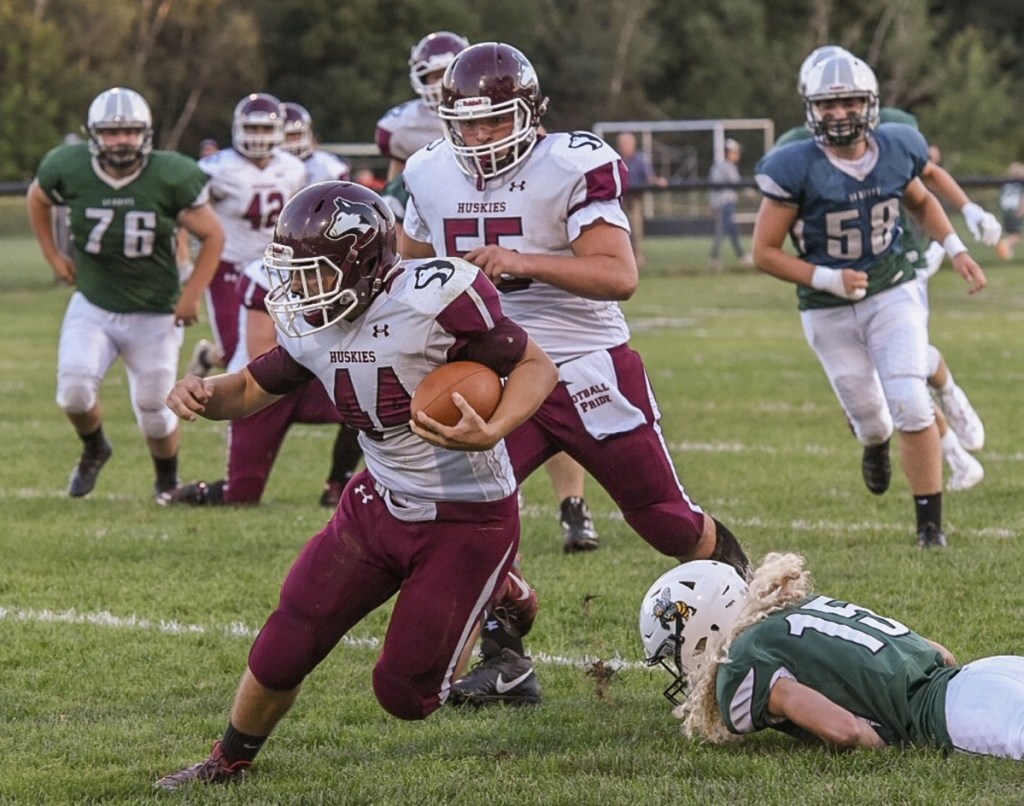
[264,181,399,335]
[439,42,548,186]
[281,101,314,159]
[232,92,285,158]
[409,31,470,109]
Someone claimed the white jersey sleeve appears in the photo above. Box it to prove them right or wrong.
[304,150,351,184]
[375,99,445,163]
[403,132,632,363]
[199,148,309,263]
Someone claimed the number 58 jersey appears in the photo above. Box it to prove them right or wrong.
[403,132,633,364]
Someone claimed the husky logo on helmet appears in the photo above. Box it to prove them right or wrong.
[326,197,376,243]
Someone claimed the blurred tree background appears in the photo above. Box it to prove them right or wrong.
[4,0,1024,180]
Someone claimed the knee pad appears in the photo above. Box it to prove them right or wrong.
[56,372,99,414]
[372,661,436,721]
[887,375,935,432]
[133,372,177,438]
[248,610,319,692]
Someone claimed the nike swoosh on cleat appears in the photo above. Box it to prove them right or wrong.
[495,669,533,694]
[507,574,533,601]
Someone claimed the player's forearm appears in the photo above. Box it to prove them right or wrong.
[921,163,971,210]
[26,184,61,262]
[489,339,557,437]
[521,252,637,300]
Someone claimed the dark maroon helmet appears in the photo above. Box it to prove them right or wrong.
[232,92,285,158]
[264,181,399,335]
[409,31,470,109]
[281,101,313,158]
[439,43,548,185]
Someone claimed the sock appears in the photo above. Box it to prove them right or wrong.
[914,492,942,532]
[480,612,525,658]
[79,425,107,452]
[219,721,267,764]
[153,454,179,490]
[327,425,362,483]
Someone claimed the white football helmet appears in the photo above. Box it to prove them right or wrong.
[797,45,854,95]
[232,92,285,159]
[86,87,153,169]
[639,560,748,705]
[802,53,880,146]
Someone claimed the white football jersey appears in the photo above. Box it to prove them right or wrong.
[303,149,351,185]
[226,259,271,373]
[375,99,444,163]
[274,257,517,503]
[199,148,308,263]
[403,132,633,363]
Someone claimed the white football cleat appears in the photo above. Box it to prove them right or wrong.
[938,384,985,452]
[947,451,984,492]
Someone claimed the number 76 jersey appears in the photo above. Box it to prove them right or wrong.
[717,593,958,748]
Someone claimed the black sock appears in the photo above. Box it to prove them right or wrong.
[709,518,751,579]
[327,425,362,483]
[914,492,942,531]
[153,454,179,490]
[79,426,107,452]
[220,721,267,764]
[480,612,525,658]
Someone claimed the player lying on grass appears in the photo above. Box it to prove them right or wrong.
[641,555,1024,758]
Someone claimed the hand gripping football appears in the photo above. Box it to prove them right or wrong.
[410,361,502,427]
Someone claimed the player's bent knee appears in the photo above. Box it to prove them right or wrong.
[247,610,318,692]
[56,375,99,414]
[138,407,178,439]
[372,663,436,721]
[887,377,934,432]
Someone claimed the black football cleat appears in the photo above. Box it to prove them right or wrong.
[916,523,949,550]
[449,647,542,708]
[68,438,113,497]
[861,439,891,495]
[164,479,226,506]
[560,496,599,553]
[153,741,250,791]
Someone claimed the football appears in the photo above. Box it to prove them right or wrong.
[410,361,502,427]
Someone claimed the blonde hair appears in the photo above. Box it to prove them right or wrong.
[676,552,812,742]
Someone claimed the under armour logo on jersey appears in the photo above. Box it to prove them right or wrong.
[508,181,526,192]
[568,132,603,150]
[326,197,375,242]
[413,259,455,288]
[372,324,390,338]
[354,484,374,504]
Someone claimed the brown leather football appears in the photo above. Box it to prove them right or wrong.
[410,361,502,427]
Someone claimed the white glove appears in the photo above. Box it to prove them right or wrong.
[811,266,867,301]
[961,202,1002,247]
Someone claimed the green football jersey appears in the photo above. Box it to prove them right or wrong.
[717,594,958,749]
[769,108,928,270]
[35,144,210,313]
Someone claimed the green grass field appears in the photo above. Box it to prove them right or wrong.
[1,212,1023,803]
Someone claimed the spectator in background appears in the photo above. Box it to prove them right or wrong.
[996,162,1024,260]
[709,139,752,270]
[616,131,667,270]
